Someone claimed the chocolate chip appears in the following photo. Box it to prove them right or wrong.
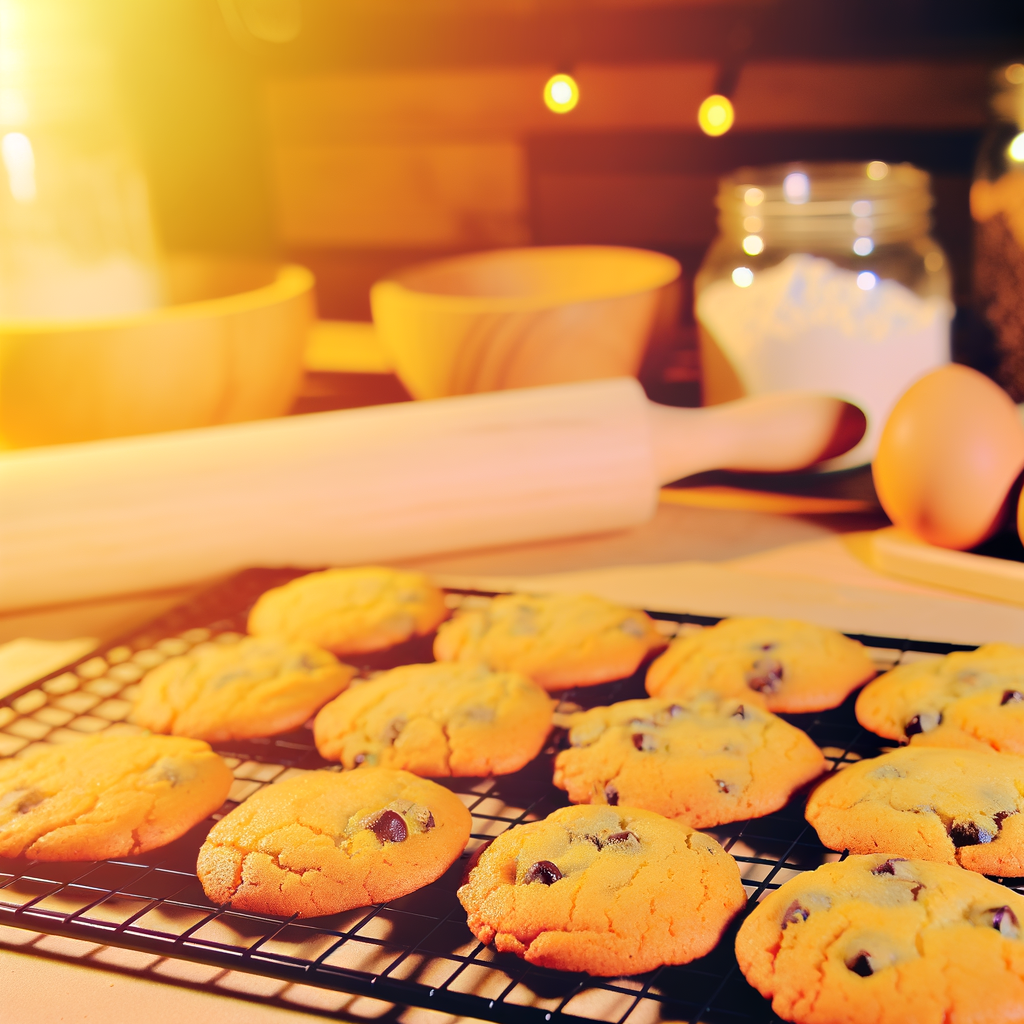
[992,906,1020,938]
[1002,690,1024,705]
[605,783,619,806]
[949,820,994,847]
[368,809,408,844]
[582,834,603,848]
[732,705,745,719]
[716,780,731,794]
[522,860,562,885]
[381,718,405,744]
[910,884,925,901]
[604,831,637,845]
[12,790,45,814]
[782,901,809,928]
[871,858,907,875]
[846,952,874,977]
[746,657,783,694]
[632,732,656,752]
[994,810,1016,829]
[654,704,683,725]
[423,811,435,831]
[904,711,941,737]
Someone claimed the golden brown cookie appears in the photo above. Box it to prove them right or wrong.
[645,617,876,713]
[0,734,232,861]
[433,592,664,691]
[197,767,471,918]
[313,662,553,776]
[806,746,1024,876]
[457,804,746,976]
[131,636,355,742]
[736,855,1024,1024]
[248,567,447,655]
[855,644,1024,754]
[553,695,825,827]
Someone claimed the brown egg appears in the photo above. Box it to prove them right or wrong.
[872,364,1024,550]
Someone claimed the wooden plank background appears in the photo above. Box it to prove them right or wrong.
[264,59,989,318]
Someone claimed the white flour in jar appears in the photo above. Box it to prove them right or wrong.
[695,253,952,468]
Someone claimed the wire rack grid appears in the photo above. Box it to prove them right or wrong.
[0,569,1016,1024]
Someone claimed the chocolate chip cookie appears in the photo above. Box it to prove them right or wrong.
[806,746,1024,876]
[197,767,471,918]
[132,636,355,742]
[434,592,665,691]
[553,695,826,827]
[248,567,447,656]
[736,854,1024,1024]
[856,643,1024,754]
[457,804,745,975]
[0,734,232,861]
[313,662,553,776]
[646,616,876,713]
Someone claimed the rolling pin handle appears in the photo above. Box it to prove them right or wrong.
[646,393,867,485]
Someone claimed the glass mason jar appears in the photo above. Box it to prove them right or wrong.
[973,61,1024,400]
[694,161,953,468]
[0,0,161,319]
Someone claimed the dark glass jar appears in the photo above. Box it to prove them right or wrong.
[973,61,1024,400]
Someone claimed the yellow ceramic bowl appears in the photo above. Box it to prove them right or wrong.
[0,256,314,449]
[370,245,681,399]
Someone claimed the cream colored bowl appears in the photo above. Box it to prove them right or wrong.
[370,245,681,399]
[0,256,314,449]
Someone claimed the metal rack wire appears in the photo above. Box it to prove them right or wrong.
[0,569,1015,1024]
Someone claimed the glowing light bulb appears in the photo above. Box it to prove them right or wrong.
[743,187,764,207]
[698,94,734,137]
[783,172,809,204]
[732,267,754,288]
[851,200,872,217]
[742,234,764,256]
[544,74,579,114]
[866,161,889,181]
[853,217,873,235]
[857,271,877,291]
[1007,63,1024,85]
[2,131,35,203]
[742,215,763,233]
[853,237,874,256]
[1009,132,1024,162]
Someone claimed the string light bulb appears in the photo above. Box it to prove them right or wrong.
[544,74,579,114]
[698,94,734,136]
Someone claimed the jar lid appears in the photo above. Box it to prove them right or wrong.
[991,61,1024,126]
[716,161,933,247]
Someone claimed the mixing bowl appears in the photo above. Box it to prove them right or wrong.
[370,245,681,399]
[0,255,314,448]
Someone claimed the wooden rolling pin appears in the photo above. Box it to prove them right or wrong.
[0,378,862,611]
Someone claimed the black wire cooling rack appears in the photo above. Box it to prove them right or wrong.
[0,569,1014,1024]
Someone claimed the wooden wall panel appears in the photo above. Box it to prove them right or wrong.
[266,60,987,149]
[272,141,529,247]
[733,61,989,129]
[266,58,990,311]
[533,172,719,245]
